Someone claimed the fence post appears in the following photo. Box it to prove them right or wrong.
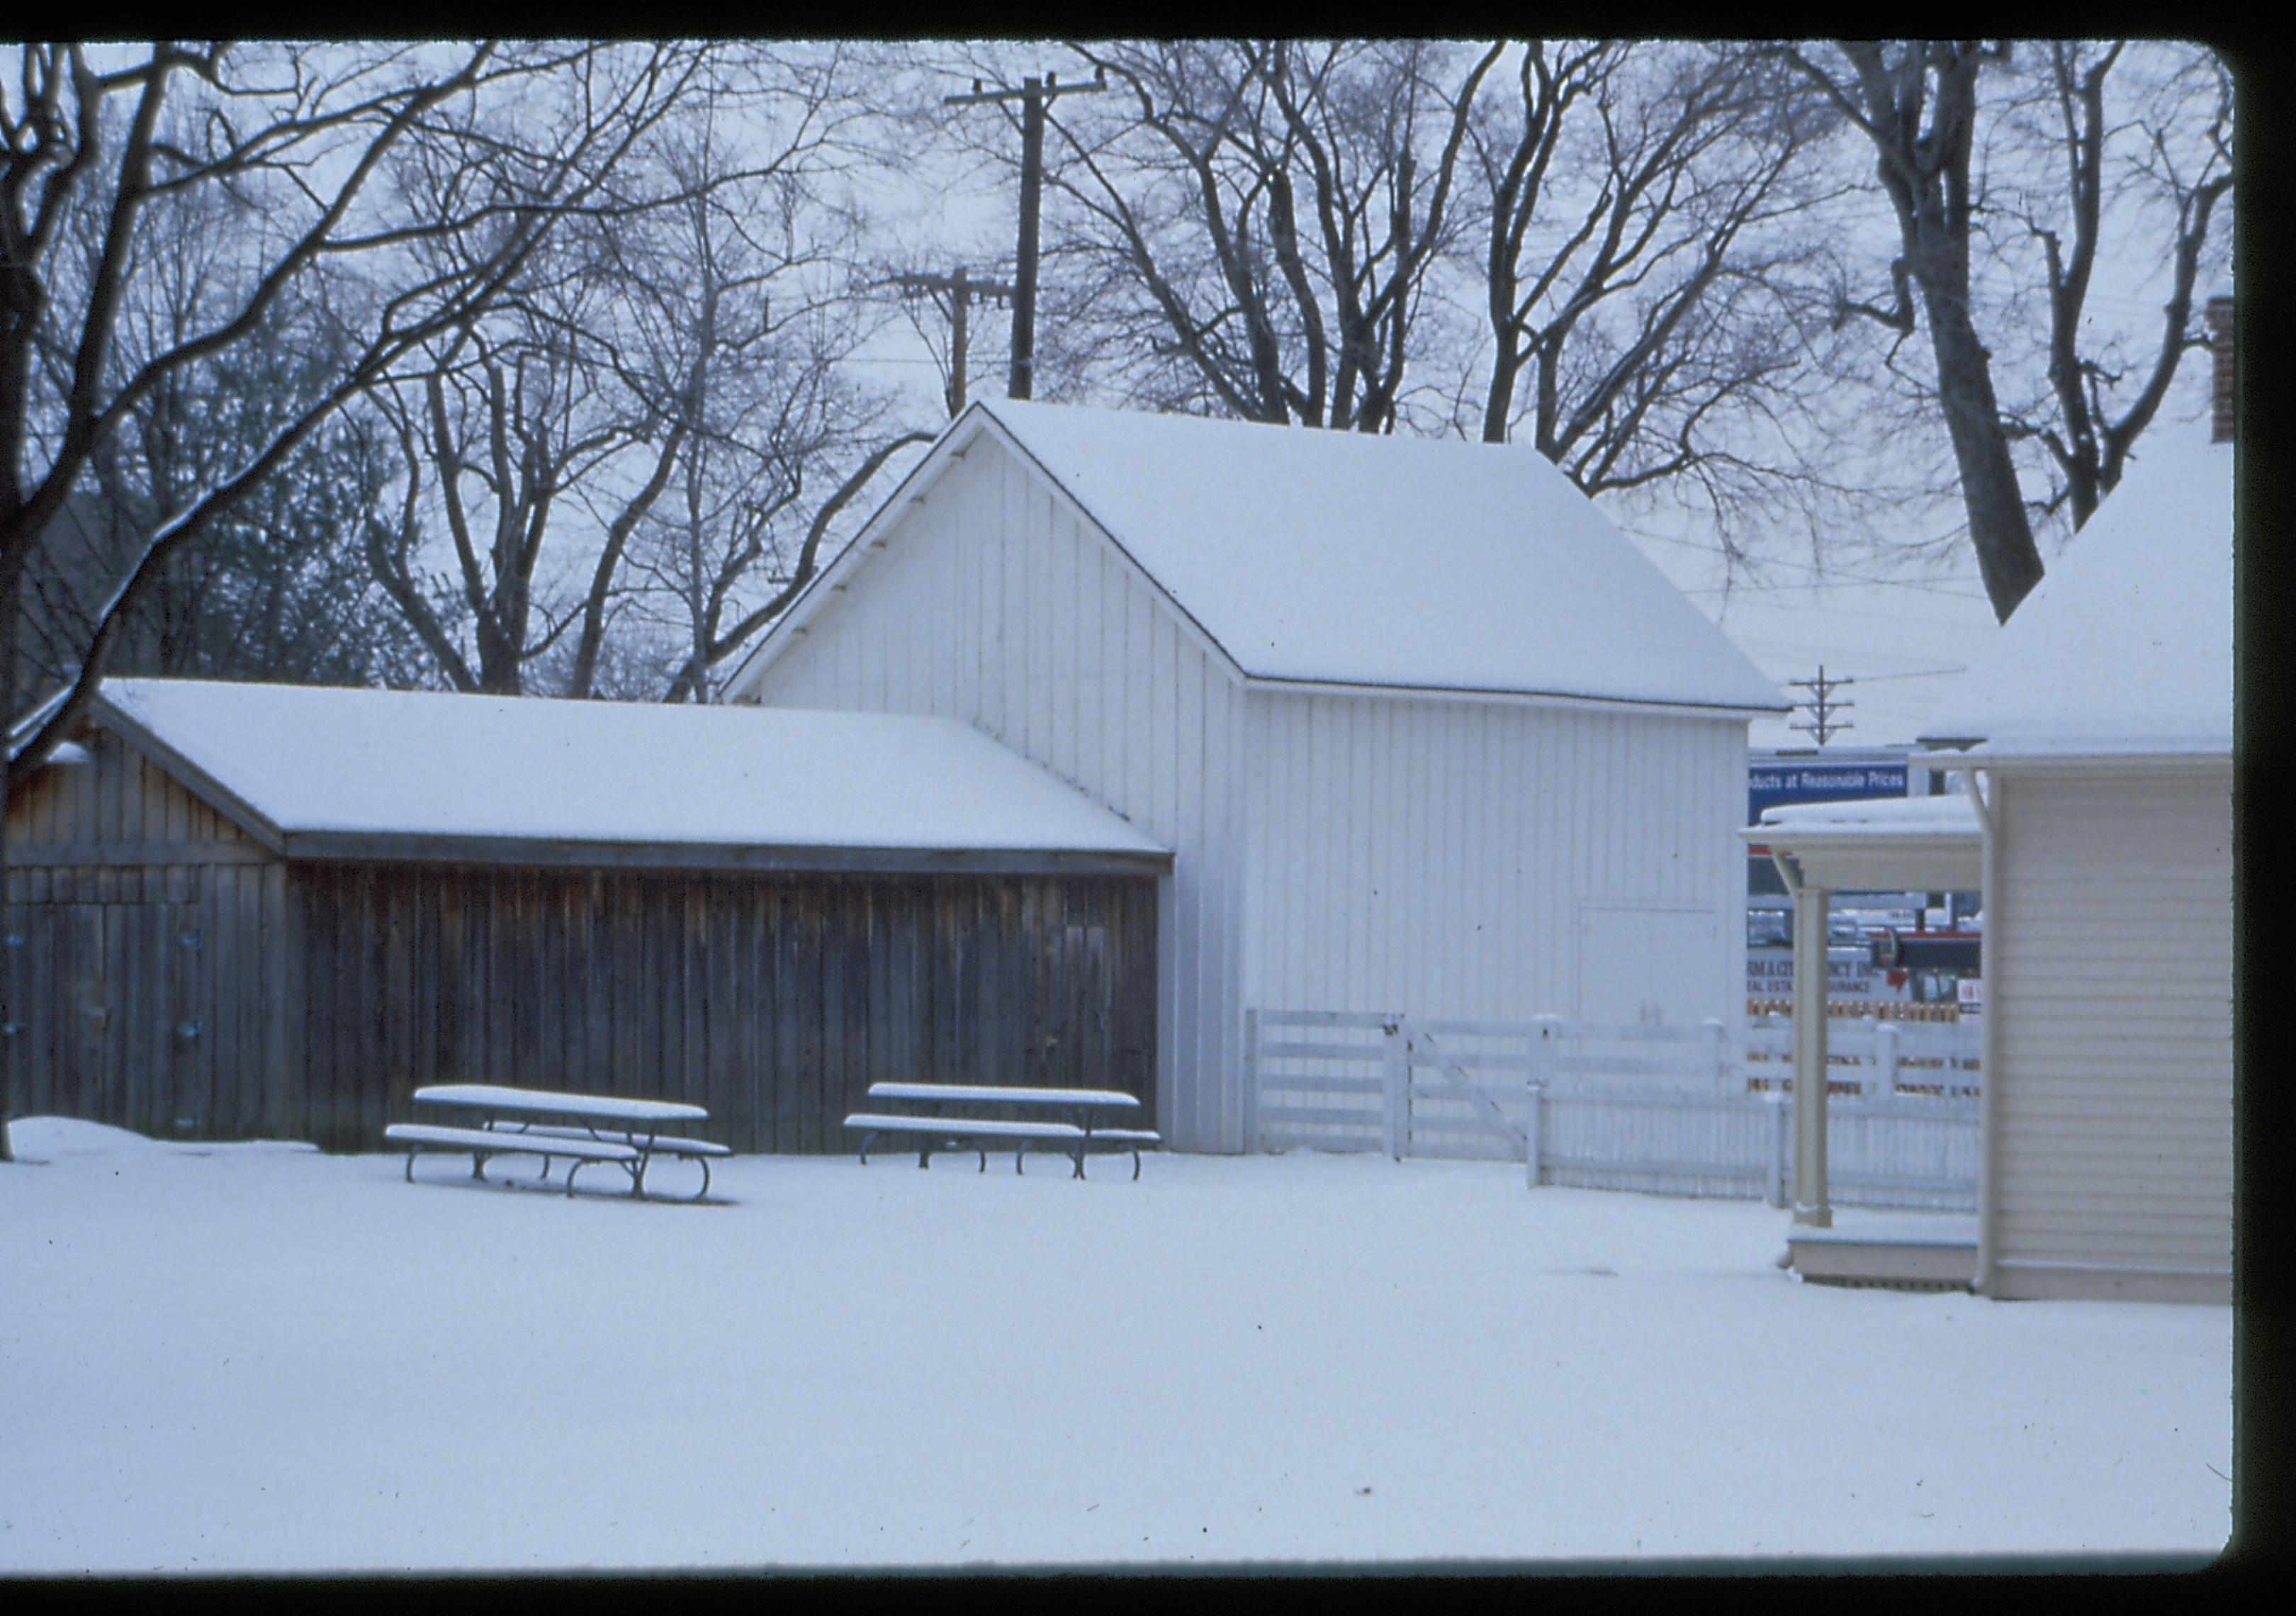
[1766,1090,1791,1208]
[1382,1021,1406,1160]
[1874,1018,1901,1101]
[1242,1008,1261,1153]
[1524,1083,1544,1188]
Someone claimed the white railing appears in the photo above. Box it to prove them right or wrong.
[1743,1012,1981,1099]
[1246,1009,1979,1211]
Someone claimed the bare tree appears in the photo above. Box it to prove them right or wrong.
[0,40,713,1158]
[359,270,689,697]
[1988,41,2233,531]
[363,43,897,700]
[1012,40,1499,429]
[1777,40,2232,620]
[1465,40,1850,523]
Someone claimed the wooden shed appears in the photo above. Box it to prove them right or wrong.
[724,400,1788,1152]
[1918,423,2234,1303]
[3,680,1167,1153]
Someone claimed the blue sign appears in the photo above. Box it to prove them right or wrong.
[1748,761,1907,823]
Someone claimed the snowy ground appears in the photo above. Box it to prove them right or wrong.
[0,1118,2232,1573]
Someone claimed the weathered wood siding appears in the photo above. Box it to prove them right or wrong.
[4,730,286,1140]
[1987,765,2234,1302]
[1242,690,1746,1031]
[287,865,1159,1154]
[6,726,1159,1156]
[745,434,1249,1151]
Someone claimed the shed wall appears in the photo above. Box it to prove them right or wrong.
[4,730,286,1142]
[744,437,1251,1150]
[288,864,1158,1154]
[1241,690,1746,1028]
[1986,765,2233,1301]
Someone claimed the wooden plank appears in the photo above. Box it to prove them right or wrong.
[930,879,960,1091]
[1,840,274,863]
[773,879,804,1152]
[272,864,300,1142]
[864,880,894,1096]
[1261,1072,1387,1096]
[816,879,847,1155]
[683,877,710,1113]
[843,882,871,1140]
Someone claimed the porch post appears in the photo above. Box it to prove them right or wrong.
[1785,859,1833,1228]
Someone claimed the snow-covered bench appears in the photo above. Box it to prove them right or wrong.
[843,1082,1159,1179]
[385,1123,643,1197]
[390,1085,728,1201]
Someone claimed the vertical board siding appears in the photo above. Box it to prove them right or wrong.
[1243,692,1745,1033]
[284,865,1157,1155]
[5,733,272,1143]
[1989,767,2234,1289]
[748,437,1232,1148]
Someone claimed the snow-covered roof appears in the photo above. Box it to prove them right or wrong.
[1752,795,1982,838]
[747,400,1786,714]
[1742,792,1983,893]
[91,678,1169,868]
[1918,428,2232,760]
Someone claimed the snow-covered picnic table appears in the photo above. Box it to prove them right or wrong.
[386,1084,731,1201]
[843,1082,1160,1179]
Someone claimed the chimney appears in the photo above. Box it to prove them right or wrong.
[2206,296,2236,444]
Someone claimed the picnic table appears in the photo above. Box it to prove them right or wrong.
[843,1082,1159,1179]
[386,1084,731,1201]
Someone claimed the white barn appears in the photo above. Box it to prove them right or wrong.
[1920,423,2234,1303]
[726,400,1786,1152]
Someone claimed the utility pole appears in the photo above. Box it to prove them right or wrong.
[884,267,1015,418]
[945,67,1105,400]
[1787,665,1855,746]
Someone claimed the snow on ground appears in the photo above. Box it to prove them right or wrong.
[0,1118,2231,1573]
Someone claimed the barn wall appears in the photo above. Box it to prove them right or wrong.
[1986,763,2233,1302]
[3,729,286,1141]
[1240,690,1747,1028]
[745,435,1251,1152]
[287,864,1159,1155]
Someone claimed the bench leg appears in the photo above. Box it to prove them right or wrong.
[858,1130,878,1167]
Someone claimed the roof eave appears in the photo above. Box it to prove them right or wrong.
[85,689,291,855]
[719,412,987,702]
[1244,671,1784,719]
[276,829,1173,877]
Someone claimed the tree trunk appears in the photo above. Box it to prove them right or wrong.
[1,568,18,1162]
[1921,282,2045,620]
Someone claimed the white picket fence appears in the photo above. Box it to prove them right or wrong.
[1245,1009,1981,1211]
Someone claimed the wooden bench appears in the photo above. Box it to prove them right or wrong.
[393,1085,727,1201]
[843,1082,1159,1180]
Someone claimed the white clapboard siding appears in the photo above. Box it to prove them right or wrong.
[1988,765,2233,1298]
[1241,690,1745,1029]
[745,439,1252,1152]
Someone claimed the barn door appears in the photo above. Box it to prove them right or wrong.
[2,899,205,1139]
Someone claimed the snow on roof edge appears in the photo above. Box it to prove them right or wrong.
[92,678,1169,861]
